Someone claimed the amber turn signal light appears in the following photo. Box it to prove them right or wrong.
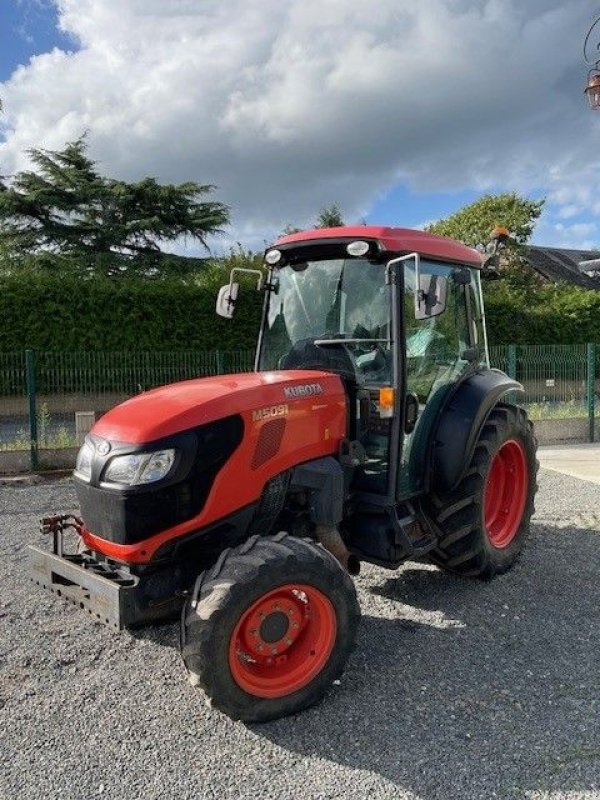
[379,387,395,418]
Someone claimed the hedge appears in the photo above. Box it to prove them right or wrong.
[483,282,600,345]
[0,270,263,352]
[1,270,599,352]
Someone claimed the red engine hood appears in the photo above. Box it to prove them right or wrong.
[93,370,343,444]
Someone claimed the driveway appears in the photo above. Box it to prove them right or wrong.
[1,469,598,800]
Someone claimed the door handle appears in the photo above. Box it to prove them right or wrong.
[404,393,419,434]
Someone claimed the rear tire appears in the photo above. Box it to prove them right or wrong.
[426,404,538,579]
[181,533,360,722]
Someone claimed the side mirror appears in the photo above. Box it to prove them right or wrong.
[452,268,471,286]
[216,267,265,318]
[415,274,447,319]
[216,283,239,319]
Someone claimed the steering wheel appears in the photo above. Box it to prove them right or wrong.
[355,343,390,379]
[280,335,364,386]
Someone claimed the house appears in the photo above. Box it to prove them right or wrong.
[524,246,600,289]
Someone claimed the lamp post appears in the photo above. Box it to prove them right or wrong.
[584,16,600,108]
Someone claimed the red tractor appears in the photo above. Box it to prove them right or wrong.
[31,226,537,722]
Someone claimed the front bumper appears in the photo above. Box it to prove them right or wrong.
[29,546,143,630]
[29,515,184,629]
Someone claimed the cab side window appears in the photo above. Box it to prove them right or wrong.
[404,261,471,403]
[399,260,473,495]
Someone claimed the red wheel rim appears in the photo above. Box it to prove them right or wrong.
[228,584,337,699]
[484,439,528,549]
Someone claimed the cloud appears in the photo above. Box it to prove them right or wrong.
[532,215,599,250]
[1,0,599,250]
[555,204,581,220]
[552,219,600,251]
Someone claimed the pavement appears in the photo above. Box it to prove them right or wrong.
[538,442,600,485]
[1,468,599,800]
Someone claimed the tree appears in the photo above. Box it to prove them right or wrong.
[281,203,346,237]
[315,204,345,228]
[427,193,544,248]
[427,193,545,288]
[0,137,230,278]
[281,224,303,236]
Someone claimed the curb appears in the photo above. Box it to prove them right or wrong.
[0,474,43,486]
[0,471,72,486]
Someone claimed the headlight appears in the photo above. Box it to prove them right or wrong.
[103,449,176,486]
[74,441,93,481]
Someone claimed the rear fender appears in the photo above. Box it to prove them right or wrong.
[430,369,524,492]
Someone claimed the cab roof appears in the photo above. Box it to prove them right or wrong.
[273,225,482,268]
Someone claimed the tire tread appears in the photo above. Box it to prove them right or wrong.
[425,403,538,579]
[180,533,360,722]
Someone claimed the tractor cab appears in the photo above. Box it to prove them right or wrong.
[219,226,487,502]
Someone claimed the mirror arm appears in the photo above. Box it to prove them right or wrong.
[229,268,264,292]
[385,252,420,286]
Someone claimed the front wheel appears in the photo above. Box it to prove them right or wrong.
[426,404,538,579]
[181,533,360,722]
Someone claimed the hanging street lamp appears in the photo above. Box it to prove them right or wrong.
[584,16,600,108]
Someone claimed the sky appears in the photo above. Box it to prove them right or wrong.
[0,0,599,255]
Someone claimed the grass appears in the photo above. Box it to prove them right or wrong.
[0,429,78,452]
[0,402,78,452]
[526,399,599,420]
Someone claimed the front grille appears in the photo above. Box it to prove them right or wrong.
[75,416,244,545]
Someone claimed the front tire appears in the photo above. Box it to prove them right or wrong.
[426,404,538,579]
[181,533,360,722]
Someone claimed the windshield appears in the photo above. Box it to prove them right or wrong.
[258,258,391,383]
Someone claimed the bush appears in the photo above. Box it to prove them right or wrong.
[483,281,600,345]
[0,267,262,352]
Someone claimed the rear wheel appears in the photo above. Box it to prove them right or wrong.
[426,404,538,579]
[181,533,360,722]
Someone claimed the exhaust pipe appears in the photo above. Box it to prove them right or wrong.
[315,524,360,575]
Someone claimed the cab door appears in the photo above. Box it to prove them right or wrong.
[350,264,399,498]
[397,257,476,498]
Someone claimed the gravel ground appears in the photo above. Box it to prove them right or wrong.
[1,470,599,800]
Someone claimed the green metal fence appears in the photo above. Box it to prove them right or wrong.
[489,344,597,416]
[490,344,592,401]
[489,343,598,446]
[0,350,255,467]
[0,352,28,454]
[0,346,598,471]
[32,350,253,394]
